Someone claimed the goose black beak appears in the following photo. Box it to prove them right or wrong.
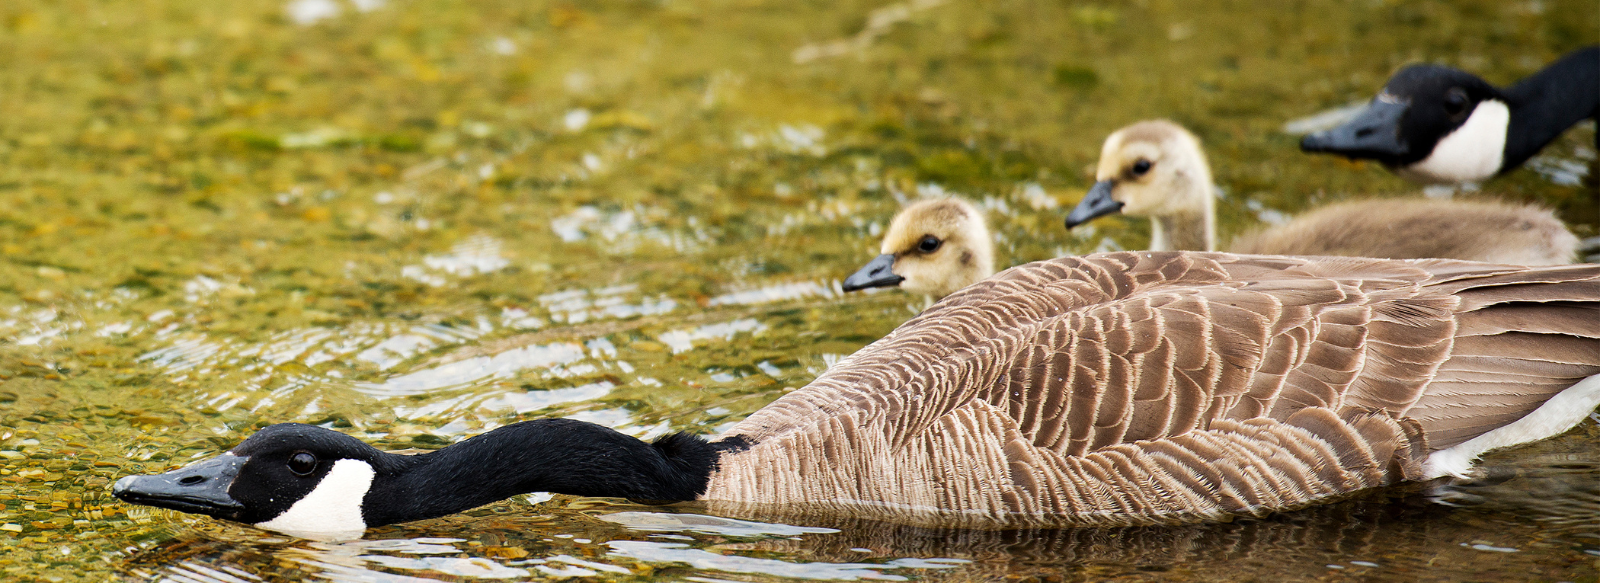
[1299,99,1410,162]
[842,253,904,292]
[1064,180,1123,229]
[113,453,247,519]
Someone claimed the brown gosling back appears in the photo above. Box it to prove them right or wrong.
[1230,198,1578,265]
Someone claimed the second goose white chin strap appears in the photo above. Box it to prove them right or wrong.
[1398,99,1509,184]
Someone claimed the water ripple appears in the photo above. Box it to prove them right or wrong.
[658,318,767,354]
[355,342,588,397]
[606,539,961,581]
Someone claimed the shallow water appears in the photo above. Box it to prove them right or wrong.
[1,0,1598,581]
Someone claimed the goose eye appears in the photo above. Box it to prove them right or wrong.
[287,452,317,476]
[1443,88,1470,118]
[917,235,942,253]
[1131,159,1152,176]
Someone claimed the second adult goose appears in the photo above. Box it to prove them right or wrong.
[1066,120,1579,264]
[116,253,1600,538]
[1300,46,1599,184]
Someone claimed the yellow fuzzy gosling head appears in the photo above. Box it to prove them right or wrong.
[1065,120,1216,251]
[842,198,994,299]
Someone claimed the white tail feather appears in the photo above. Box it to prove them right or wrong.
[1424,373,1600,479]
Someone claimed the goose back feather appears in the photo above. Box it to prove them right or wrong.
[707,252,1600,527]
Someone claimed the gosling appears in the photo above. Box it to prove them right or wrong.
[1066,120,1578,264]
[842,198,994,299]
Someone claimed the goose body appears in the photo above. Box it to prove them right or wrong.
[841,198,995,299]
[1067,120,1578,263]
[116,252,1600,537]
[1300,46,1599,184]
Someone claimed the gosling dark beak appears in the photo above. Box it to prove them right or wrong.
[1064,180,1123,229]
[842,253,904,292]
[112,453,247,519]
[1299,99,1410,163]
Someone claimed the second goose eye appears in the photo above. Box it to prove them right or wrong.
[287,452,317,476]
[1443,87,1469,119]
[1131,159,1152,176]
[917,235,942,253]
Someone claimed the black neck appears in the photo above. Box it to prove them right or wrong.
[360,419,738,527]
[1501,46,1599,170]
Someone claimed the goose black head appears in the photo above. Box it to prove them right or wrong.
[113,423,383,539]
[1301,64,1507,182]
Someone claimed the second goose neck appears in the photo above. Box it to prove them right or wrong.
[1500,46,1600,169]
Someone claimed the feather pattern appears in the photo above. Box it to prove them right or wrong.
[704,252,1600,527]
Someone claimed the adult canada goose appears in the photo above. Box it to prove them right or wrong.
[841,198,995,299]
[116,252,1600,539]
[1300,46,1599,184]
[1066,120,1579,263]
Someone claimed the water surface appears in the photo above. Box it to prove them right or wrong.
[1,0,1597,581]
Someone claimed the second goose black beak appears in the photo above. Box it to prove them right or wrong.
[1064,180,1123,229]
[842,253,904,292]
[1299,99,1410,163]
[112,453,247,520]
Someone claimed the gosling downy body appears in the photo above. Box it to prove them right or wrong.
[1066,119,1578,263]
[1230,198,1579,265]
[116,252,1600,538]
[1300,46,1599,184]
[841,198,994,299]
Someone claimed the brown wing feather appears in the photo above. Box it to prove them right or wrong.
[709,252,1600,527]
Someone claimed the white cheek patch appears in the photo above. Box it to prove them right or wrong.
[255,459,375,540]
[1398,99,1509,184]
[1424,373,1600,479]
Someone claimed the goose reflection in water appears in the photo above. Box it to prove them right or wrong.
[123,451,1600,583]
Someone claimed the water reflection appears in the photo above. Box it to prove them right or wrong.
[7,0,1597,580]
[599,512,840,538]
[389,381,614,420]
[119,476,1600,583]
[549,206,715,252]
[355,342,588,397]
[606,540,950,581]
[539,285,678,324]
[154,562,265,583]
[708,280,843,308]
[403,236,511,287]
[1527,151,1595,187]
[1429,452,1600,533]
[658,319,767,354]
[124,508,972,582]
[123,275,794,411]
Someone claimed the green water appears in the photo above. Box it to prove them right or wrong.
[2,0,1597,581]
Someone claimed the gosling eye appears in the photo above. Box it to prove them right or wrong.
[1131,159,1153,177]
[287,451,318,476]
[917,235,942,253]
[1442,87,1470,120]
